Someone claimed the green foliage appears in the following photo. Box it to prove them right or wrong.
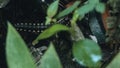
[33,0,105,67]
[56,1,80,18]
[47,0,59,18]
[70,3,95,24]
[6,23,36,68]
[5,0,108,68]
[106,52,120,68]
[76,4,94,17]
[39,43,62,68]
[95,3,105,13]
[88,0,99,4]
[45,17,52,25]
[33,24,69,45]
[46,0,59,25]
[73,39,102,67]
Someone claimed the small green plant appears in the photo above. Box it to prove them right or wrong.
[33,0,104,67]
[6,0,113,68]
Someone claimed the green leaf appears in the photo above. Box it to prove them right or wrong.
[72,39,102,67]
[76,3,95,16]
[45,16,52,25]
[6,23,36,68]
[95,3,105,13]
[47,0,59,18]
[33,24,69,45]
[39,43,62,68]
[106,52,120,68]
[71,3,94,24]
[56,1,80,18]
[88,0,99,4]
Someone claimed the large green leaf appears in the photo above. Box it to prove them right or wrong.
[39,43,62,68]
[47,0,59,18]
[95,3,105,13]
[56,1,80,18]
[6,23,36,68]
[72,39,102,67]
[106,52,120,68]
[33,24,69,45]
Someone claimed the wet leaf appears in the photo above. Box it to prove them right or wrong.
[47,0,59,18]
[106,52,120,68]
[57,1,80,18]
[72,39,102,67]
[33,24,69,45]
[95,3,105,13]
[6,23,36,68]
[39,43,62,68]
